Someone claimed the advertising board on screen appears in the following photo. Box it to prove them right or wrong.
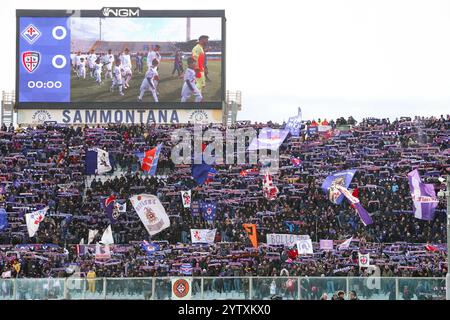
[16,8,225,110]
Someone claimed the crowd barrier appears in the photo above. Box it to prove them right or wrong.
[0,277,446,300]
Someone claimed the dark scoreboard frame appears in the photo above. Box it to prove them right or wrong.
[15,8,226,110]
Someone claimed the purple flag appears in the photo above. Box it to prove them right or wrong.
[336,185,373,226]
[407,170,439,221]
[353,202,373,226]
[320,239,334,250]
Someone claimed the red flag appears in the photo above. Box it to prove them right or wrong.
[105,195,116,207]
[288,248,298,260]
[350,187,359,209]
[425,244,439,252]
[141,144,162,173]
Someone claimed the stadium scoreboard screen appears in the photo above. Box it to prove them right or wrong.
[16,8,225,125]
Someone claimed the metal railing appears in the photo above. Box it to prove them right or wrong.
[0,277,446,300]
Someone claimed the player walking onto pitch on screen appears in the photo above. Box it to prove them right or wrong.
[172,50,184,77]
[120,48,133,89]
[110,58,124,96]
[192,35,209,93]
[104,49,115,80]
[147,45,161,93]
[93,57,105,85]
[135,52,144,74]
[77,58,86,79]
[181,57,203,102]
[74,52,86,79]
[87,49,97,78]
[138,58,159,102]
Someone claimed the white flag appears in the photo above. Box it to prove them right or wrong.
[88,229,99,244]
[114,202,127,213]
[1,271,11,278]
[338,237,353,250]
[99,225,114,245]
[130,194,170,236]
[171,278,192,300]
[358,253,370,268]
[296,239,313,254]
[25,207,48,237]
[190,229,216,244]
[97,148,113,174]
[181,190,192,208]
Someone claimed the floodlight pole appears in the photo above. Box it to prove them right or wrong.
[446,175,450,300]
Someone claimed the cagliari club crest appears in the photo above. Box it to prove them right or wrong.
[22,51,41,73]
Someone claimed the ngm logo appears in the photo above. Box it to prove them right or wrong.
[102,7,140,17]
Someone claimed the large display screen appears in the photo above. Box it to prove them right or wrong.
[16,9,225,108]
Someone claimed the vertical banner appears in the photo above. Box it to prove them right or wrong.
[358,253,370,268]
[181,190,192,208]
[242,223,258,248]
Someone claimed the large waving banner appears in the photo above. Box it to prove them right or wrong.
[190,229,216,244]
[321,169,356,204]
[130,194,170,236]
[266,233,310,246]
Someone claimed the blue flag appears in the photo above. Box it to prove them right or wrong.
[0,208,8,231]
[285,107,302,136]
[141,240,160,256]
[321,169,356,204]
[200,202,217,221]
[103,195,119,224]
[192,163,217,185]
[85,148,114,175]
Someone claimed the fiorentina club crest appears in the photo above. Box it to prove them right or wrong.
[21,24,41,44]
[22,51,41,73]
[172,279,189,299]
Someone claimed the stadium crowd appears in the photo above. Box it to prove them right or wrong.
[0,115,449,288]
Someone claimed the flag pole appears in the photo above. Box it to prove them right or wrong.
[446,175,450,300]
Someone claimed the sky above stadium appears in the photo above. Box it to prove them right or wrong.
[2,0,450,123]
[70,17,221,42]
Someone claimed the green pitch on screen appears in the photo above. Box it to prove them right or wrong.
[70,60,222,103]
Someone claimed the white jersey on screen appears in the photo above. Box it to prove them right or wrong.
[120,54,132,74]
[88,53,97,68]
[94,63,103,83]
[139,66,159,102]
[147,51,161,68]
[181,68,202,102]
